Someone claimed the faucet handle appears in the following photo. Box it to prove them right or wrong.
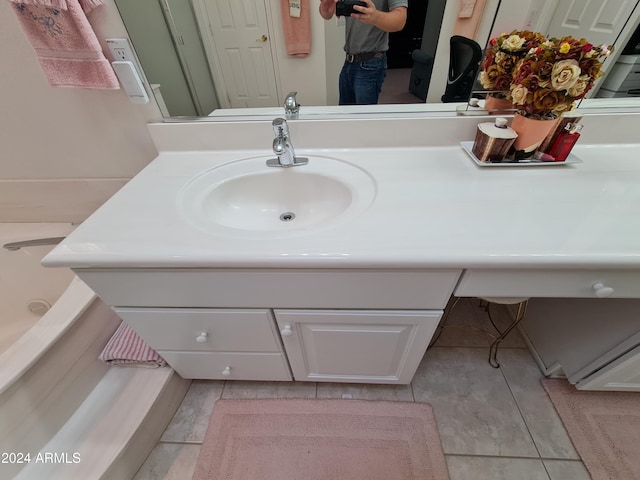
[272,117,288,137]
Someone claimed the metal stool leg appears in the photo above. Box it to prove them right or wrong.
[487,300,528,368]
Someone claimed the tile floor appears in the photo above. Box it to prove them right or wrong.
[133,298,590,480]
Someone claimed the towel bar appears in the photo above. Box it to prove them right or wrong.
[3,236,65,251]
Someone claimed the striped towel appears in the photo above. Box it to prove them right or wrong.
[99,321,167,368]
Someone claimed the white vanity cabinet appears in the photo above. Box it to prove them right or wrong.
[76,268,462,384]
[112,308,292,381]
[517,298,640,390]
[274,309,442,384]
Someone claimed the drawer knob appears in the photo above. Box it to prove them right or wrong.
[196,332,209,343]
[280,324,293,337]
[593,283,614,298]
[222,366,232,376]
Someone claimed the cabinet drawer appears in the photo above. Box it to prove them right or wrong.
[79,268,461,309]
[159,351,292,381]
[455,269,640,299]
[113,308,282,352]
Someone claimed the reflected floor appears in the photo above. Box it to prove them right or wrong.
[133,298,590,480]
[379,67,424,105]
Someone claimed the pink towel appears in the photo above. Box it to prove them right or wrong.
[9,0,102,10]
[99,322,167,368]
[280,0,311,57]
[9,0,120,89]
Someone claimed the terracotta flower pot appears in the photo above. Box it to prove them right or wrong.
[510,113,559,159]
[484,95,513,114]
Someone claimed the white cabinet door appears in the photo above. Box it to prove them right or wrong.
[577,344,640,391]
[274,310,442,384]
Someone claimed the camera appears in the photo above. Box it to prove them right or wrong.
[336,0,367,17]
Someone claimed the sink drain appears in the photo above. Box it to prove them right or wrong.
[279,212,296,222]
[27,299,51,316]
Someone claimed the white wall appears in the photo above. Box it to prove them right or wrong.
[0,0,160,223]
[323,16,345,106]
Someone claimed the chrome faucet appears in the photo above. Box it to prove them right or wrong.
[283,91,300,119]
[266,118,308,167]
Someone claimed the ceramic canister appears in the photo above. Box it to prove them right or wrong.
[472,117,518,163]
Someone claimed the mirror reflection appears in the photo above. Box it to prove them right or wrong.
[114,0,640,119]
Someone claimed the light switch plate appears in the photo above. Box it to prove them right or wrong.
[458,0,476,18]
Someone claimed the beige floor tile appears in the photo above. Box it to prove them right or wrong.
[221,380,317,399]
[446,455,550,480]
[412,347,538,457]
[432,297,492,347]
[316,382,414,401]
[499,349,579,459]
[133,443,200,480]
[543,459,591,480]
[161,380,224,443]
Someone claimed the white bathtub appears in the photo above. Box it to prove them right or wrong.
[0,223,76,352]
[0,223,97,392]
[0,224,125,475]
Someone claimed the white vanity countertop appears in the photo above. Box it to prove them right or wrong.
[43,143,640,270]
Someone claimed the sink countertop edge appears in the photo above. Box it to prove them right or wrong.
[42,144,640,271]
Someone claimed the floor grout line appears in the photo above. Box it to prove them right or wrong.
[443,452,564,461]
[498,358,555,480]
[157,440,203,445]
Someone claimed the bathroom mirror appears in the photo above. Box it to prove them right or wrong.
[114,0,640,120]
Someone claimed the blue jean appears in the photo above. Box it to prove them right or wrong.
[338,57,387,105]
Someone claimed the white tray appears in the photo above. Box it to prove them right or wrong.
[461,141,583,167]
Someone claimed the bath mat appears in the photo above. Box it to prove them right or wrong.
[99,321,166,368]
[542,379,640,480]
[193,398,450,480]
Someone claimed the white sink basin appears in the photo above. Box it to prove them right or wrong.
[178,155,376,237]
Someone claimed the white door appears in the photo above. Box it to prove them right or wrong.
[274,310,442,384]
[546,0,640,46]
[195,0,280,108]
[577,344,640,391]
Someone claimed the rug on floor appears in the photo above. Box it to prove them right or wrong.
[542,379,640,480]
[193,398,450,480]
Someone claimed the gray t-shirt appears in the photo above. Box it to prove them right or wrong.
[344,0,408,54]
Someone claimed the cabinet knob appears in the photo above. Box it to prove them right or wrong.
[222,366,232,376]
[281,324,293,336]
[592,282,614,298]
[196,332,208,343]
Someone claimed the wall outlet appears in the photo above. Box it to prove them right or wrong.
[105,38,137,64]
